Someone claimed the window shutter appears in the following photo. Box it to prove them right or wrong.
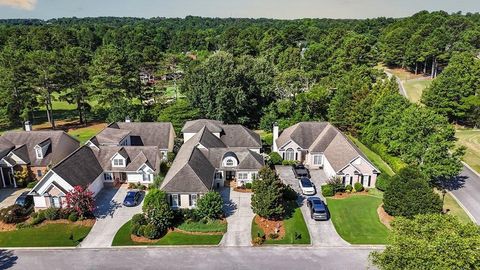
[189,195,192,206]
[368,175,371,187]
[282,152,285,159]
[169,194,172,206]
[295,152,298,160]
[178,194,182,206]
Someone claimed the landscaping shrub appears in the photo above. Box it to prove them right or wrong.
[321,184,335,197]
[145,197,174,236]
[354,182,364,192]
[68,212,79,222]
[138,184,147,191]
[245,182,253,190]
[128,183,136,189]
[153,175,164,188]
[167,152,176,163]
[59,208,70,219]
[131,213,147,226]
[65,185,95,218]
[27,180,38,189]
[268,152,283,166]
[370,143,407,173]
[181,209,199,222]
[44,207,59,220]
[16,222,32,229]
[196,191,224,220]
[345,184,353,192]
[142,188,168,212]
[31,211,46,225]
[262,133,273,147]
[282,184,298,201]
[252,236,265,246]
[160,162,169,174]
[31,212,38,219]
[281,160,298,166]
[0,205,27,224]
[326,177,345,193]
[375,174,390,192]
[130,223,142,236]
[143,223,160,239]
[383,167,442,218]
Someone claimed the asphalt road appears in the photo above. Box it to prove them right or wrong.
[450,164,480,224]
[1,247,380,270]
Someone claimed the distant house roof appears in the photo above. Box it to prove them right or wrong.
[182,119,224,134]
[276,122,375,173]
[0,131,79,167]
[94,128,131,145]
[93,146,161,172]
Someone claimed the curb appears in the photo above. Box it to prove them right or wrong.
[447,191,478,224]
[462,161,480,178]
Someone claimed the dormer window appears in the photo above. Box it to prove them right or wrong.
[35,147,43,159]
[225,158,234,166]
[113,158,125,167]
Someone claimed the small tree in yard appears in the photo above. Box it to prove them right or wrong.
[195,191,224,220]
[65,186,95,218]
[383,167,442,218]
[142,188,168,212]
[251,166,285,220]
[370,214,480,270]
[143,188,174,237]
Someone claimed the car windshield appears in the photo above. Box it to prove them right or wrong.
[314,209,326,214]
[126,192,136,198]
[15,197,26,206]
[301,179,312,187]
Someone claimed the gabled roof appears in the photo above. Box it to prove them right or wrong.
[276,122,329,149]
[93,146,161,172]
[50,145,103,187]
[182,119,223,134]
[11,144,30,163]
[219,125,261,148]
[0,131,79,167]
[197,126,226,148]
[107,122,174,149]
[93,127,131,145]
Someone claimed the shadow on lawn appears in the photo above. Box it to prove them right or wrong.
[0,250,17,269]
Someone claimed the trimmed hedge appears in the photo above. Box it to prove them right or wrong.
[345,184,353,192]
[321,184,335,197]
[268,152,283,165]
[375,174,390,192]
[354,182,364,192]
[370,143,407,173]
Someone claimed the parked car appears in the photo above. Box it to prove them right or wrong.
[306,197,329,221]
[292,164,310,178]
[298,177,315,195]
[123,190,142,207]
[14,191,34,212]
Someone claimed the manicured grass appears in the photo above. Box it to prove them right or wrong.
[67,123,107,144]
[327,195,389,244]
[177,220,227,233]
[0,223,92,247]
[349,136,395,176]
[434,190,473,224]
[112,221,223,246]
[251,203,310,245]
[403,79,432,104]
[456,129,480,173]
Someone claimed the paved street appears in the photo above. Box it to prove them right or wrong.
[275,166,348,247]
[220,187,254,246]
[450,164,480,224]
[1,246,380,270]
[79,186,144,248]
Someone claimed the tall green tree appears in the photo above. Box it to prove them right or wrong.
[251,167,285,220]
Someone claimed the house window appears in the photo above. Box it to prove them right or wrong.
[285,148,295,161]
[113,158,124,167]
[215,172,223,179]
[51,197,61,208]
[225,158,234,166]
[172,194,179,207]
[142,173,151,182]
[252,173,258,180]
[238,172,248,180]
[35,148,43,159]
[313,155,322,165]
[37,170,42,177]
[190,194,197,206]
[104,173,112,181]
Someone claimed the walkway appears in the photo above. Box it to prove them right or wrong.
[220,187,254,247]
[0,188,29,209]
[79,186,144,248]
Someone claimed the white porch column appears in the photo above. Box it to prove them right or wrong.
[10,167,16,188]
[0,168,5,188]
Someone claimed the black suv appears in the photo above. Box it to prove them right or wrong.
[14,192,34,213]
[292,164,310,178]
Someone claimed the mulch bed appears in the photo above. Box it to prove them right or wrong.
[332,191,369,199]
[377,204,394,229]
[254,215,285,240]
[233,187,252,193]
[0,222,16,231]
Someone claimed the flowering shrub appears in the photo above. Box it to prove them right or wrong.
[65,186,95,218]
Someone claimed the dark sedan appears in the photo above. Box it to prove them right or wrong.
[123,190,142,207]
[306,197,329,221]
[292,164,310,178]
[14,191,34,213]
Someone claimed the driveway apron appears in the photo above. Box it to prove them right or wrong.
[79,186,143,248]
[220,187,254,247]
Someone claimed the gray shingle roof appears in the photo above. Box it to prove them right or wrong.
[276,122,329,149]
[197,127,226,148]
[182,119,224,133]
[50,145,103,187]
[0,131,79,167]
[94,128,131,145]
[93,146,161,172]
[219,125,261,148]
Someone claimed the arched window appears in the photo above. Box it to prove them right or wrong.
[225,158,234,166]
[285,148,295,161]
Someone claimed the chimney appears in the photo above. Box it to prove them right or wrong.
[272,122,279,152]
[24,121,32,132]
[125,116,131,123]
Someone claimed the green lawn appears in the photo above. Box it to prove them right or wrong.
[112,221,223,246]
[0,223,92,247]
[456,129,480,173]
[327,195,389,244]
[349,136,395,176]
[67,124,107,144]
[436,191,472,224]
[177,220,227,233]
[251,203,310,245]
[403,79,432,104]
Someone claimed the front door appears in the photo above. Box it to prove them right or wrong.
[226,171,235,181]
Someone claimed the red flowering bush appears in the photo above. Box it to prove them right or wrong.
[65,186,95,218]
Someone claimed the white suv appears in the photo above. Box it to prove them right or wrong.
[298,177,315,195]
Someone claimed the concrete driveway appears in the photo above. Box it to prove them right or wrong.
[79,186,144,248]
[0,188,29,209]
[275,166,349,247]
[220,187,254,247]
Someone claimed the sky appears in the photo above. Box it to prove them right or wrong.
[0,0,478,20]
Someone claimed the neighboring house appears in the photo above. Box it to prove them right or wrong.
[161,119,263,209]
[29,121,175,210]
[0,122,79,188]
[273,122,379,187]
